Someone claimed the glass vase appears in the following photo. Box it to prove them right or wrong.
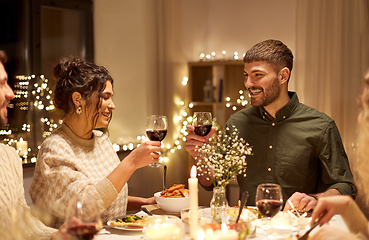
[210,186,229,222]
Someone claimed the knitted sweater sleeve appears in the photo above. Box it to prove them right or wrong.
[29,136,118,225]
[0,144,57,239]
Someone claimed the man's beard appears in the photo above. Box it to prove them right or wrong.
[0,101,9,128]
[249,76,281,107]
[0,114,7,128]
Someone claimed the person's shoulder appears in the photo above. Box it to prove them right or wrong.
[42,128,69,145]
[229,106,257,119]
[0,143,18,157]
[297,103,334,123]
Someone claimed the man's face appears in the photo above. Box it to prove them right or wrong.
[243,61,281,107]
[0,62,15,127]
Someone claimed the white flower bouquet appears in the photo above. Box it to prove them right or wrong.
[195,126,252,188]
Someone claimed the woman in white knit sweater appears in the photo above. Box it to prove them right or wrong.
[310,72,369,240]
[30,56,161,227]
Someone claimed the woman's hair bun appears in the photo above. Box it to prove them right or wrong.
[54,55,83,80]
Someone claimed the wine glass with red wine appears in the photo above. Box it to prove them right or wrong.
[145,115,168,167]
[192,112,212,136]
[255,183,283,239]
[65,194,102,240]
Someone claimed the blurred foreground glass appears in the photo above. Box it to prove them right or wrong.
[145,115,168,167]
[270,212,293,239]
[65,194,103,240]
[144,215,183,240]
[181,206,207,235]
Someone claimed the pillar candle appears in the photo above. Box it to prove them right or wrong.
[189,165,199,239]
[16,138,28,156]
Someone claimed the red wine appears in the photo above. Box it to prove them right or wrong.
[146,130,167,141]
[67,225,98,240]
[194,124,212,136]
[256,199,282,218]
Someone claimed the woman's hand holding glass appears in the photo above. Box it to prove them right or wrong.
[145,115,168,167]
[129,141,161,169]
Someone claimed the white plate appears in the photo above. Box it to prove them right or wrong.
[106,212,147,231]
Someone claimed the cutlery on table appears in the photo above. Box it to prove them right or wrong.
[163,165,167,190]
[141,206,153,216]
[298,220,320,240]
[236,191,249,223]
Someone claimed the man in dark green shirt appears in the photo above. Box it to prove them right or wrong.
[185,39,355,211]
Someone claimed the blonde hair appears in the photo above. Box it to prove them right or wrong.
[353,71,369,213]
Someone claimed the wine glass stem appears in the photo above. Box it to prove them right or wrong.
[267,218,272,239]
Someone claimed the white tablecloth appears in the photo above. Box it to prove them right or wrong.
[95,213,349,240]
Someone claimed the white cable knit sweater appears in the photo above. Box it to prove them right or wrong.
[30,124,128,228]
[0,143,56,240]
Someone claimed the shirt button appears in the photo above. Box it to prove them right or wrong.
[268,168,272,172]
[269,145,273,149]
[272,123,275,126]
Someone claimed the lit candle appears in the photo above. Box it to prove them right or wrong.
[189,165,199,239]
[16,138,28,156]
[210,223,238,240]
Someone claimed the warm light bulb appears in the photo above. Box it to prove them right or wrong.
[182,77,188,85]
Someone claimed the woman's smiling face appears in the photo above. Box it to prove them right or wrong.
[96,80,115,129]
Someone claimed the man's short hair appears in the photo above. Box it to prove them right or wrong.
[0,50,8,64]
[243,39,293,74]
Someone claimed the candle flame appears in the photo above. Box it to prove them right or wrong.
[19,137,23,143]
[221,222,228,233]
[190,165,197,178]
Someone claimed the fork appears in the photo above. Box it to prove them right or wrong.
[298,220,320,240]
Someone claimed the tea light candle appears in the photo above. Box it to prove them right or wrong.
[189,165,199,239]
[211,223,238,240]
[145,216,183,240]
[16,138,28,156]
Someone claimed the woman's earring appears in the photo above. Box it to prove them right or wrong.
[76,105,82,115]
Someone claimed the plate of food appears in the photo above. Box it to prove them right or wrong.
[154,184,190,214]
[107,214,147,231]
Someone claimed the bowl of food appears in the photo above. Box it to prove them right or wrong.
[154,184,190,214]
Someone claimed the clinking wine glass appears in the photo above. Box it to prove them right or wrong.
[192,112,212,136]
[65,194,103,240]
[145,115,168,167]
[255,183,283,239]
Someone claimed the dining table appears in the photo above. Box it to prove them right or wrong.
[94,204,350,240]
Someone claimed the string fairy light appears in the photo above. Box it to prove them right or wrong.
[0,74,60,164]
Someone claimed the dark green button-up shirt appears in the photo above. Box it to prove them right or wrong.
[224,92,355,206]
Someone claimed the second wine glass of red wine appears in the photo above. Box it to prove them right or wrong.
[145,115,168,167]
[255,183,283,239]
[192,112,212,136]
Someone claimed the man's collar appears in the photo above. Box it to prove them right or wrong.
[258,91,299,121]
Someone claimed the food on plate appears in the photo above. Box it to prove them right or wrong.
[109,215,146,227]
[160,184,189,198]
